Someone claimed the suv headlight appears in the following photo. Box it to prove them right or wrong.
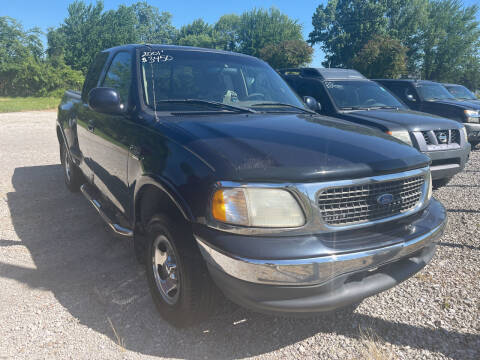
[464,109,480,123]
[386,130,413,146]
[460,126,467,140]
[211,187,305,227]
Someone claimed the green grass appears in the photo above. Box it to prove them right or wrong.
[0,97,61,113]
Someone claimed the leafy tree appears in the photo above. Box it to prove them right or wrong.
[259,40,313,69]
[47,1,177,74]
[132,2,177,44]
[214,14,241,51]
[0,16,43,64]
[308,0,388,67]
[458,53,480,91]
[421,0,480,81]
[351,35,407,78]
[176,19,218,48]
[238,8,304,58]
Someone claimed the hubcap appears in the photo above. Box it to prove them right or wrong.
[152,235,180,305]
[64,149,71,182]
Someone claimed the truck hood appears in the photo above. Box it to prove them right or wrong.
[163,113,429,182]
[452,98,480,106]
[427,99,480,111]
[341,108,462,131]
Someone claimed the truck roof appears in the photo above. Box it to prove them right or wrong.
[278,67,366,80]
[374,79,440,86]
[102,44,257,60]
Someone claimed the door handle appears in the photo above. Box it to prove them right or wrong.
[88,120,95,132]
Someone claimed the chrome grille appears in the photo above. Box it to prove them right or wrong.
[450,129,460,144]
[421,131,433,145]
[421,129,460,145]
[317,176,425,226]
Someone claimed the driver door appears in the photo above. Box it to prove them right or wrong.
[87,51,133,215]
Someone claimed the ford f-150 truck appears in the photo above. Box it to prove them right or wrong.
[279,68,471,188]
[376,79,480,147]
[57,44,446,327]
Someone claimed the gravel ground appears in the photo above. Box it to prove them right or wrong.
[0,111,478,360]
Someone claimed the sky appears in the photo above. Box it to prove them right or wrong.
[3,0,480,67]
[3,0,326,66]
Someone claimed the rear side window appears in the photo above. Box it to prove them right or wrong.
[82,52,109,102]
[385,83,410,101]
[102,52,132,105]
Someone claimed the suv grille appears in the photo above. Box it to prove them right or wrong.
[317,176,425,226]
[421,129,460,145]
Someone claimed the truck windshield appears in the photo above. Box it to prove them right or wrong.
[416,83,455,101]
[140,48,306,113]
[445,85,476,100]
[324,81,405,110]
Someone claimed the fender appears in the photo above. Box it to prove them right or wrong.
[132,174,194,225]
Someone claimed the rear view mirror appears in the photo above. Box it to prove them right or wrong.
[303,96,321,112]
[88,87,125,114]
[406,93,416,102]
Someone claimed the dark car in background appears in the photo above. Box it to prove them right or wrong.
[280,68,470,188]
[443,83,480,105]
[376,79,480,147]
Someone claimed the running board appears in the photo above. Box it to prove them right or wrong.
[80,184,133,237]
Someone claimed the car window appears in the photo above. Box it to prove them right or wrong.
[102,52,132,105]
[140,48,305,112]
[325,81,405,109]
[445,85,476,100]
[416,83,454,101]
[82,52,109,102]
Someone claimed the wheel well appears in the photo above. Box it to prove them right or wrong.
[56,126,64,163]
[56,126,63,145]
[135,185,188,231]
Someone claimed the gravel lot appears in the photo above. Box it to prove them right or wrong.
[0,111,478,360]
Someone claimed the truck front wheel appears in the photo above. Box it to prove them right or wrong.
[60,143,83,192]
[145,214,217,327]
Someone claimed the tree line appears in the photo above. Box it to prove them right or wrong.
[309,0,480,90]
[1,0,479,98]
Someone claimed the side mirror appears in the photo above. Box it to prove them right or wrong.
[406,93,416,102]
[303,96,321,112]
[88,87,125,114]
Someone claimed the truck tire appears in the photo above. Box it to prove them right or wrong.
[60,143,83,192]
[145,214,217,327]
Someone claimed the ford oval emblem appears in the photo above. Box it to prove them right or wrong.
[377,193,394,205]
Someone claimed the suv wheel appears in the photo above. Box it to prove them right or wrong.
[145,214,217,327]
[61,143,83,192]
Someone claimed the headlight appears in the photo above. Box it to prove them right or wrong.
[464,109,480,123]
[386,130,413,146]
[211,187,305,227]
[460,126,467,140]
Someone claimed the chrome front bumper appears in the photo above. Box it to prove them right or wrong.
[196,208,446,287]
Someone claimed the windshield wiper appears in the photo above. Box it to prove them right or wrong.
[250,102,316,114]
[157,99,257,113]
[339,106,370,110]
[368,106,400,110]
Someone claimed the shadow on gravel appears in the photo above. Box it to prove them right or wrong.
[439,242,480,251]
[445,184,479,188]
[446,208,480,214]
[2,164,479,359]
